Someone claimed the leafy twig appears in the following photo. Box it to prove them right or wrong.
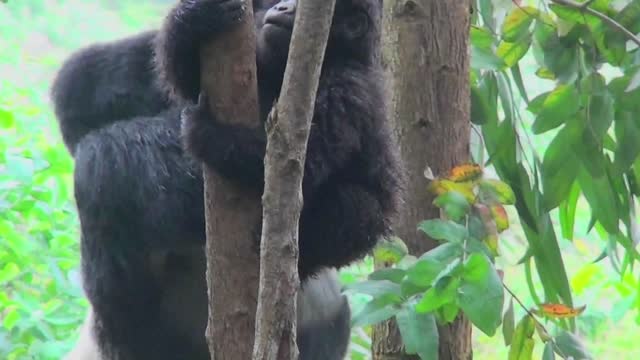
[550,0,640,47]
[502,283,569,359]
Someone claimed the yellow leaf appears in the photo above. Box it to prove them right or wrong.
[428,179,476,203]
[373,236,409,266]
[478,179,516,205]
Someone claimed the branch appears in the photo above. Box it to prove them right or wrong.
[550,0,640,47]
[252,0,337,359]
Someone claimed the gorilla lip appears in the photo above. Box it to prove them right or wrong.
[264,17,293,30]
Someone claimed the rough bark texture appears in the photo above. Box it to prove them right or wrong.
[252,1,336,359]
[373,1,473,359]
[199,5,262,360]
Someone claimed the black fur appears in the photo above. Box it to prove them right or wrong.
[52,0,403,359]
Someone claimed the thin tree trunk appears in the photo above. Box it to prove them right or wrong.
[252,1,336,359]
[374,1,472,359]
[199,4,262,359]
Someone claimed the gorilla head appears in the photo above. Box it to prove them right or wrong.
[255,0,380,71]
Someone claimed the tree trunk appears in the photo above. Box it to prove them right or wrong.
[199,5,262,360]
[373,1,472,359]
[252,0,336,359]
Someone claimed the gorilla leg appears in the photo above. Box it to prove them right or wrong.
[297,269,351,360]
[65,268,351,360]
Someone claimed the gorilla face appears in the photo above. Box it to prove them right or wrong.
[258,0,295,63]
[256,0,377,71]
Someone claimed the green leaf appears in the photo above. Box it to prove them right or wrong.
[532,84,580,134]
[401,277,427,298]
[527,91,549,115]
[510,64,529,103]
[396,302,439,360]
[470,26,495,50]
[471,45,506,70]
[417,219,468,243]
[614,111,640,173]
[542,342,556,360]
[0,262,20,284]
[0,108,15,129]
[559,182,580,240]
[535,67,556,80]
[406,259,443,287]
[416,276,459,313]
[2,308,19,330]
[626,67,640,92]
[496,39,531,67]
[420,242,464,264]
[541,127,579,210]
[351,295,402,327]
[439,302,460,324]
[611,0,640,34]
[503,298,515,346]
[534,22,579,83]
[368,268,406,284]
[433,191,471,221]
[471,72,499,125]
[550,4,600,25]
[497,71,515,122]
[457,253,504,336]
[477,179,516,205]
[577,167,620,234]
[585,93,614,139]
[502,6,537,42]
[554,331,593,360]
[345,280,402,299]
[508,315,536,360]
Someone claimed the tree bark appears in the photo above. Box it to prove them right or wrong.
[199,5,262,360]
[374,1,472,359]
[252,1,336,359]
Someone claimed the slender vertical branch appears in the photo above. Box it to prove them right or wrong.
[252,0,337,359]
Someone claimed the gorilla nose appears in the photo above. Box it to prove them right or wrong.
[274,1,296,14]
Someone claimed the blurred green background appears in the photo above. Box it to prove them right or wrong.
[0,1,637,359]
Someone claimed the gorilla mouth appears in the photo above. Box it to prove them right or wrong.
[264,17,294,31]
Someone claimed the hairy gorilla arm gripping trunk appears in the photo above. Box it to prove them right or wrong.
[198,2,262,359]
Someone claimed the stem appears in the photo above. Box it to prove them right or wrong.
[550,0,640,47]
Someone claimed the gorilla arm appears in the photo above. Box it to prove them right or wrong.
[50,31,168,155]
[181,69,396,278]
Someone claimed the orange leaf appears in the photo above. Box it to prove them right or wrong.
[447,163,483,182]
[538,303,586,319]
[490,205,510,232]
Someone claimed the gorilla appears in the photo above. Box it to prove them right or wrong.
[51,0,402,359]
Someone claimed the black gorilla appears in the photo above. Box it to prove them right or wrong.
[51,0,402,359]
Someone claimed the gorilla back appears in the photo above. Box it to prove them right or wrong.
[52,0,402,359]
